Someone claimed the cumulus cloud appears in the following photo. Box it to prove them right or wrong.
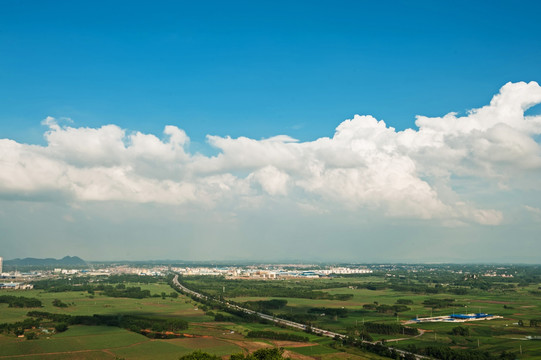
[2,81,541,225]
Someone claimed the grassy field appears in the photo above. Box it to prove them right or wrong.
[0,282,212,324]
[3,273,541,359]
[0,324,244,360]
[219,277,541,359]
[0,282,344,360]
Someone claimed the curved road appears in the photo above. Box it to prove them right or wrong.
[171,274,428,359]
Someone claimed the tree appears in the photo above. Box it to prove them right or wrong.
[451,326,470,336]
[52,299,68,308]
[55,323,68,332]
[404,353,416,360]
[179,351,221,360]
[251,347,286,360]
[499,350,515,360]
[25,332,38,340]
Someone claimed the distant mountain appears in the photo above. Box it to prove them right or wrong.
[5,256,86,267]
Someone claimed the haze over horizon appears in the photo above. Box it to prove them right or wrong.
[1,1,541,263]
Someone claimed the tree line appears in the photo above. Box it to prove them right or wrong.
[179,347,288,360]
[26,311,188,338]
[0,295,42,308]
[246,330,309,342]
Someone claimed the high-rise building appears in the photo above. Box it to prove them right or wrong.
[0,257,3,274]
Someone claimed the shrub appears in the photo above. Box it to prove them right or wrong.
[55,323,69,332]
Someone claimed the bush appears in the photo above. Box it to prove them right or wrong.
[247,330,309,342]
[396,299,413,305]
[214,313,235,322]
[179,350,221,360]
[451,326,470,336]
[52,299,69,308]
[55,323,69,332]
[25,332,38,340]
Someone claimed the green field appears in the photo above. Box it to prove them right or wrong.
[182,270,541,359]
[0,282,212,324]
[0,325,244,360]
[3,269,541,360]
[0,281,340,360]
[242,288,541,358]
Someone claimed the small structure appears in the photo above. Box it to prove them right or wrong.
[407,313,502,324]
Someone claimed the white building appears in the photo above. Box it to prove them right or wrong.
[319,267,373,275]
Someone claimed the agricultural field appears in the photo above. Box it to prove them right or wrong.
[2,265,541,359]
[0,282,210,323]
[181,265,541,359]
[0,279,358,360]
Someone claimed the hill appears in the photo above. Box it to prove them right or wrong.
[5,256,86,267]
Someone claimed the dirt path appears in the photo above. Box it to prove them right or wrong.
[385,327,426,343]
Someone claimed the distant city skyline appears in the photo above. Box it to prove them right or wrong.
[1,1,541,262]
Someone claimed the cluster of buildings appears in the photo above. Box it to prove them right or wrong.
[482,272,514,278]
[49,265,167,277]
[0,282,33,290]
[0,255,375,283]
[172,266,372,279]
[0,256,32,289]
[0,262,168,284]
[409,313,503,323]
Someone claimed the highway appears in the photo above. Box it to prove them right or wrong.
[171,274,428,359]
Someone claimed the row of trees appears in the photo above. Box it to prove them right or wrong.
[242,299,288,312]
[362,303,410,313]
[0,318,40,335]
[418,345,514,360]
[308,307,348,318]
[246,330,309,342]
[32,274,163,293]
[422,298,461,309]
[362,322,419,336]
[27,311,188,336]
[0,295,42,308]
[180,347,288,360]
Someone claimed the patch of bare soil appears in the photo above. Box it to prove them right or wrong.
[470,300,510,304]
[270,341,316,348]
[225,340,272,354]
[282,349,314,360]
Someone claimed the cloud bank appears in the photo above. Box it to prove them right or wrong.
[2,82,541,226]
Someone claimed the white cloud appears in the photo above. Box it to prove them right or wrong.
[2,82,541,225]
[249,166,290,196]
[524,205,541,222]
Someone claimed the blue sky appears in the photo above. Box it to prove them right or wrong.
[1,1,541,262]
[2,1,540,144]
